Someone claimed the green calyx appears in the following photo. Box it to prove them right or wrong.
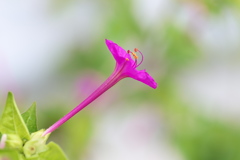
[23,130,49,158]
[0,92,68,160]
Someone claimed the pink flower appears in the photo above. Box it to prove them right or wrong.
[42,39,157,136]
[105,39,157,89]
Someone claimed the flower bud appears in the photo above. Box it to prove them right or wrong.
[23,129,49,158]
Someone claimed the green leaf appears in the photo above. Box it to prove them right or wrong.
[22,102,38,133]
[38,142,68,160]
[0,92,30,140]
[0,149,20,160]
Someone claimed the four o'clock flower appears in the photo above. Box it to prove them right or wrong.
[42,39,157,136]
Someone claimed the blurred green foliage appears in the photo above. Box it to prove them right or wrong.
[161,22,200,72]
[201,0,240,14]
[104,0,143,40]
[63,112,93,159]
[156,78,240,160]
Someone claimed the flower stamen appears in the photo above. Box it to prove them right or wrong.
[134,48,144,67]
[129,51,137,67]
[127,50,138,67]
[127,48,144,67]
[131,52,138,59]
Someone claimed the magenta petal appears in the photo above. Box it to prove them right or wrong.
[129,69,157,89]
[105,39,131,64]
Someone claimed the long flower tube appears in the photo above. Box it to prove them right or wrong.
[42,39,157,136]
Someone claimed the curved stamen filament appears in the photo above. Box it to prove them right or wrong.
[134,48,144,67]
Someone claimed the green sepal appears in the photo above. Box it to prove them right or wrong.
[23,130,49,158]
[0,92,30,140]
[22,102,38,133]
[38,142,68,160]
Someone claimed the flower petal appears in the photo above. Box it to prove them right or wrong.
[128,69,157,89]
[105,39,131,64]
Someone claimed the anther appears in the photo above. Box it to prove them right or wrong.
[125,58,129,61]
[127,50,131,54]
[131,52,138,59]
[134,48,139,52]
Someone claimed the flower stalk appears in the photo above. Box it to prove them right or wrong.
[42,73,121,136]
